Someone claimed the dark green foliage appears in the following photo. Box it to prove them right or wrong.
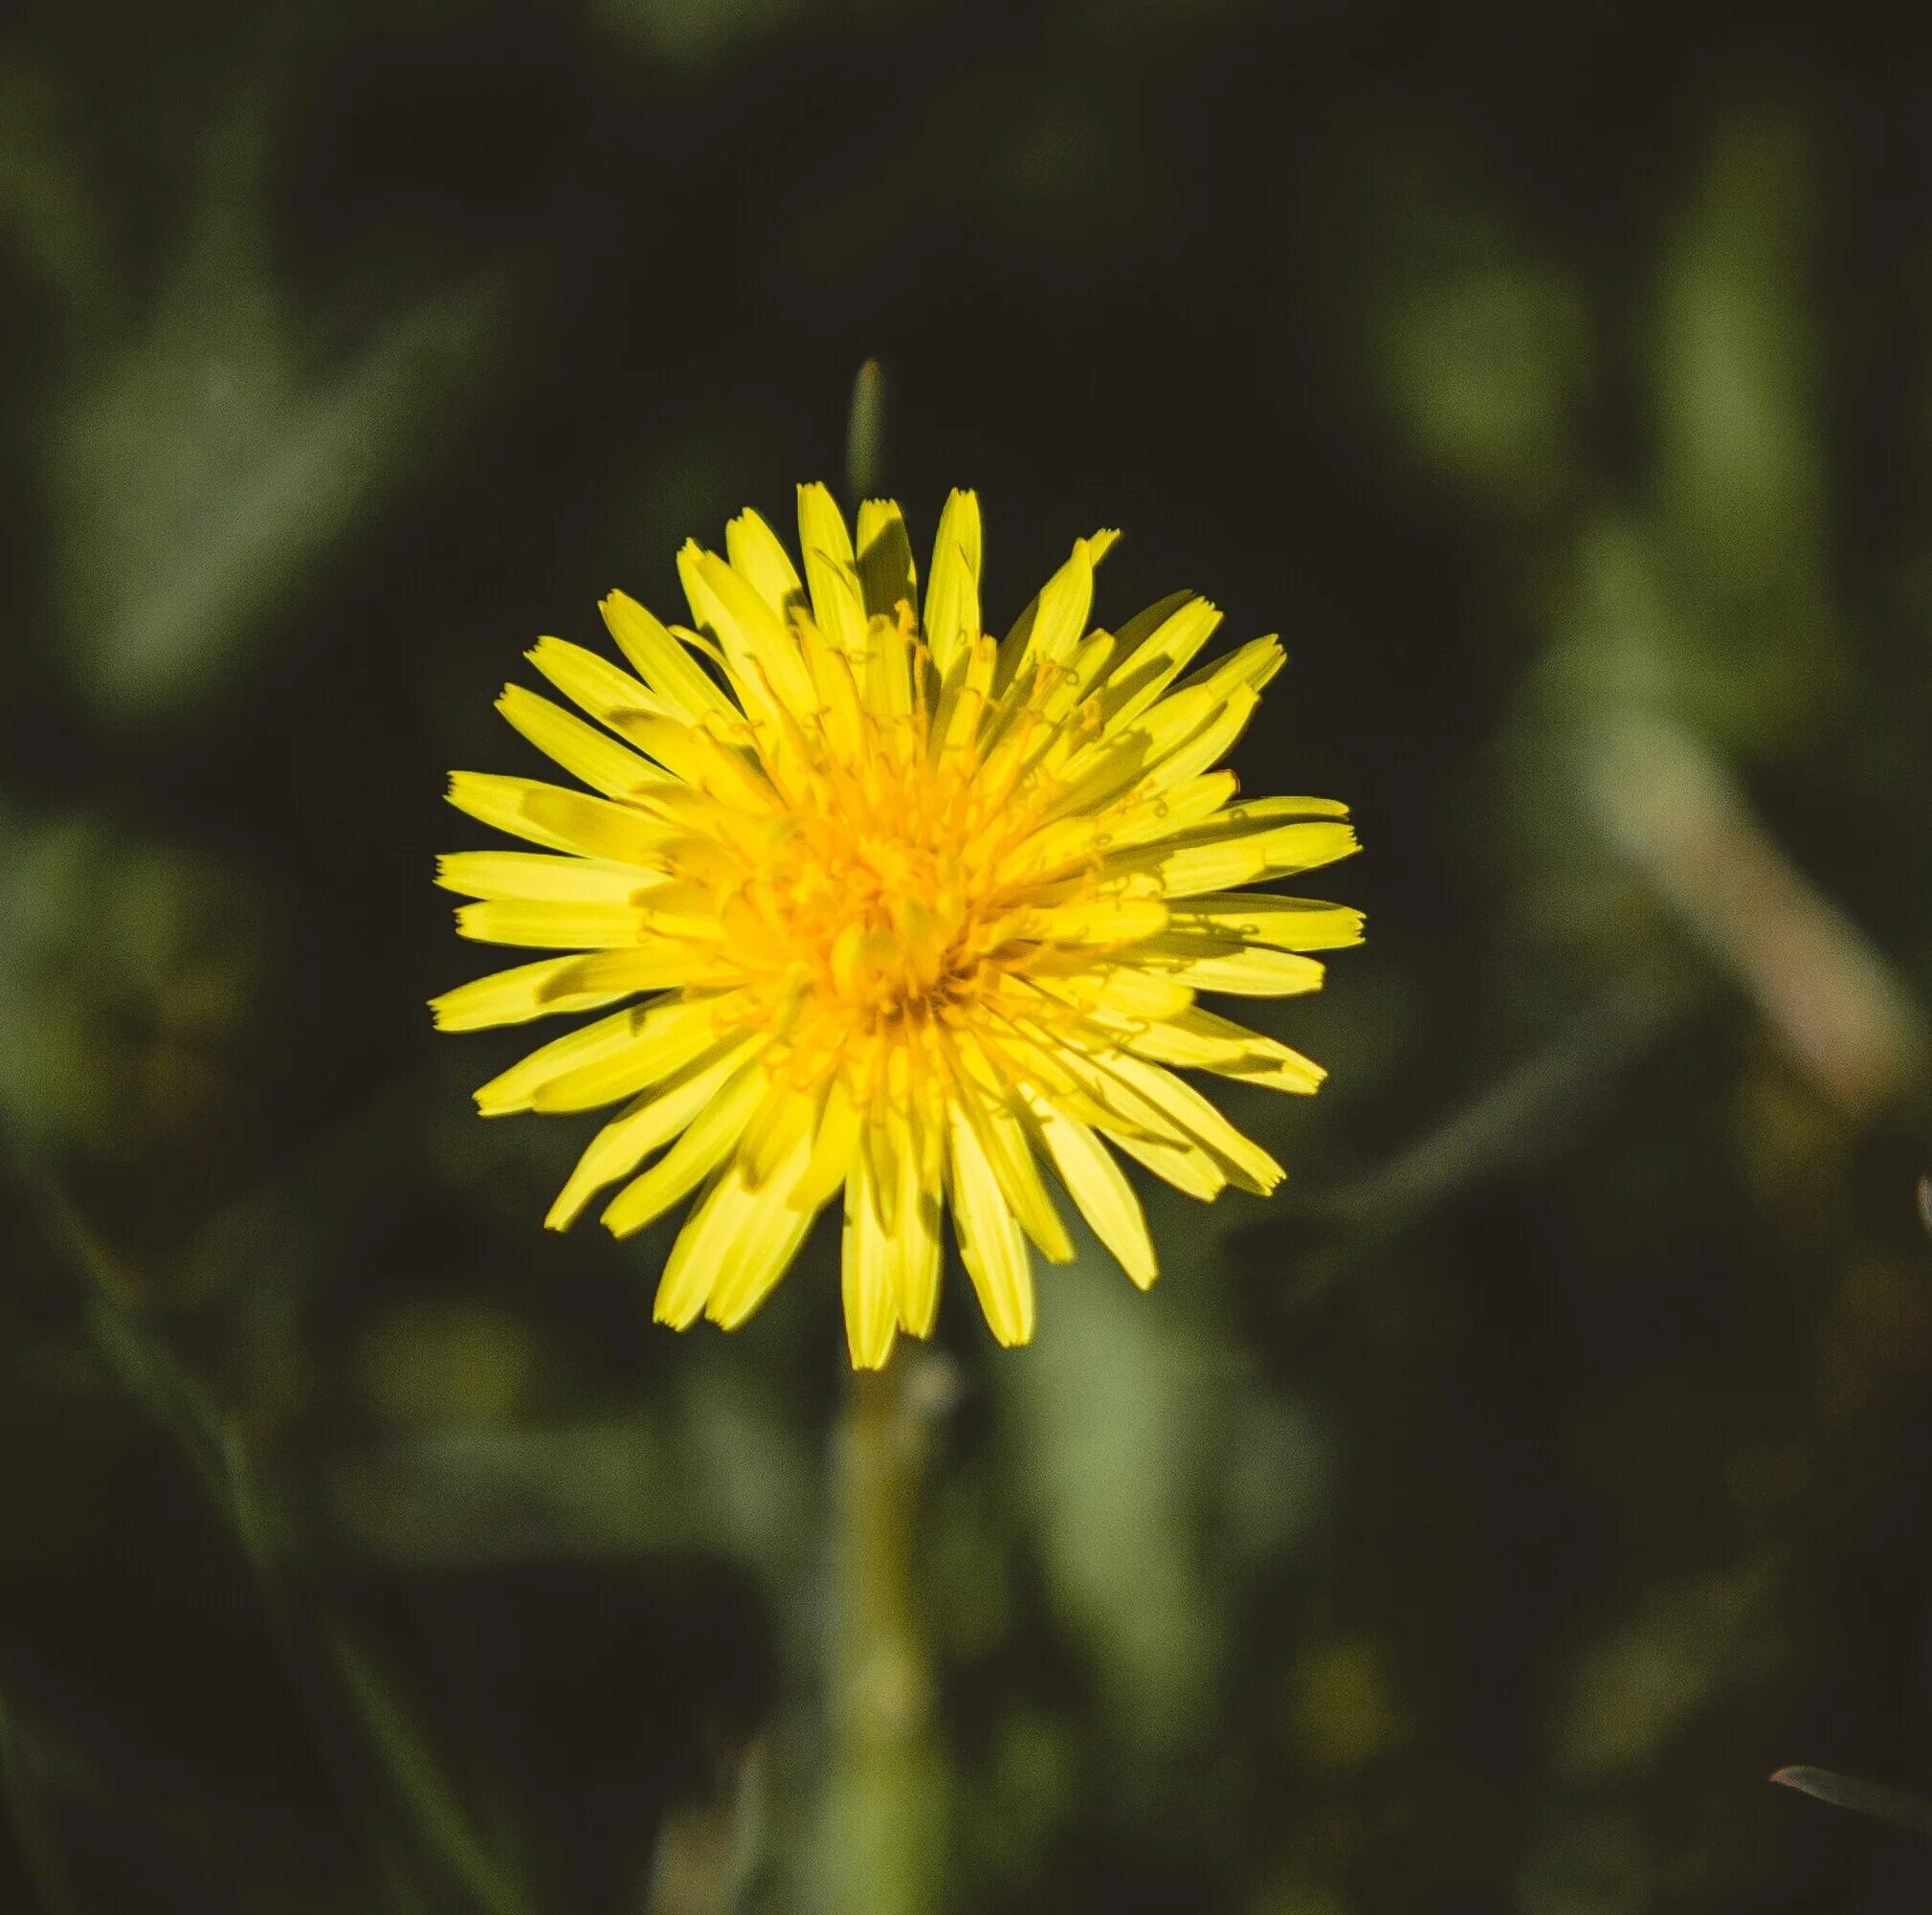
[4,2,1932,1910]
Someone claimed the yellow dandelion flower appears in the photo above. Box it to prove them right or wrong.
[433,487,1361,1368]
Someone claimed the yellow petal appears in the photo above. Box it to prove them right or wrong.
[530,944,719,1005]
[1114,680,1245,784]
[447,771,577,854]
[528,989,730,1111]
[1038,967,1194,1023]
[1006,536,1095,686]
[451,773,674,866]
[737,1077,821,1192]
[855,498,918,623]
[789,1076,864,1213]
[860,1102,943,1336]
[932,631,996,760]
[857,606,915,725]
[497,685,661,800]
[606,1064,766,1241]
[1099,595,1222,728]
[1031,1101,1158,1288]
[1181,633,1285,702]
[894,1191,943,1338]
[1168,894,1366,951]
[434,852,649,904]
[473,1000,670,1116]
[1015,896,1170,951]
[526,635,676,731]
[1104,1128,1228,1200]
[1102,1054,1284,1194]
[795,482,866,653]
[841,1151,901,1369]
[615,712,775,814]
[599,590,736,722]
[686,547,819,718]
[1139,686,1261,794]
[454,900,655,949]
[923,488,983,680]
[429,956,632,1032]
[1139,817,1359,898]
[953,1066,1074,1263]
[946,1104,1034,1347]
[702,1147,823,1329]
[655,1166,815,1333]
[1083,771,1238,850]
[1144,943,1327,997]
[517,785,681,867]
[724,507,805,619]
[1112,1005,1328,1094]
[544,1036,766,1229]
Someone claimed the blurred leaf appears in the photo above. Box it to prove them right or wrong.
[0,814,269,1169]
[677,1359,817,1597]
[1287,1636,1408,1776]
[0,56,114,337]
[46,94,500,724]
[999,1254,1221,1748]
[1641,100,1836,745]
[1360,155,1590,514]
[328,1421,684,1567]
[357,1300,541,1428]
[1550,1573,1755,1780]
[1651,102,1823,612]
[1771,1766,1932,1837]
[1375,257,1589,512]
[1212,1386,1330,1565]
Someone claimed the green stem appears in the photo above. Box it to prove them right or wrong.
[815,1360,944,1915]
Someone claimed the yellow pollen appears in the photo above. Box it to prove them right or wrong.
[727,678,1040,1032]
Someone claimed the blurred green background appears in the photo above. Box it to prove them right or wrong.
[6,2,1932,1910]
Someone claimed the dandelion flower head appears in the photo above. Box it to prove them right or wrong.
[433,486,1361,1366]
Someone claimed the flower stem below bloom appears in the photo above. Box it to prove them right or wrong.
[814,1357,946,1915]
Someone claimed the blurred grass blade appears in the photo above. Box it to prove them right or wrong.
[1586,715,1927,1115]
[324,1628,534,1915]
[844,358,885,506]
[1771,1766,1932,1837]
[11,1143,536,1915]
[0,1681,79,1915]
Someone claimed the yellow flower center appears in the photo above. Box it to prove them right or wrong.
[725,742,1010,1031]
[672,614,1107,1056]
